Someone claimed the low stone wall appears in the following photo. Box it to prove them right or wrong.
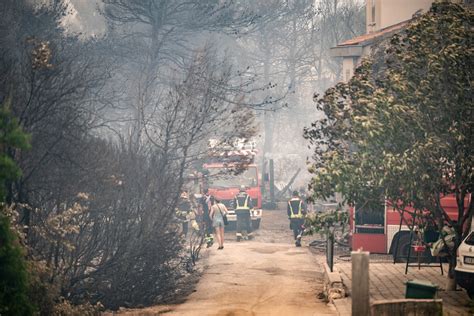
[322,261,346,303]
[370,299,443,316]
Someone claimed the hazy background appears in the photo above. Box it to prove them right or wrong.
[64,0,365,190]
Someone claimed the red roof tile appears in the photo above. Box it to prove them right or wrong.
[337,20,410,47]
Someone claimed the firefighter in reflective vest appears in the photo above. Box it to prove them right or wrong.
[234,185,253,241]
[177,191,192,237]
[287,190,306,247]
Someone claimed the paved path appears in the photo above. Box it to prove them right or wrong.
[333,260,472,315]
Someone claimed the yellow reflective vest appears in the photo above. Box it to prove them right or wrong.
[235,193,250,210]
[288,198,303,219]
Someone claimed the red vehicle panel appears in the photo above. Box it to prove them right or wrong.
[349,194,467,254]
[352,233,386,253]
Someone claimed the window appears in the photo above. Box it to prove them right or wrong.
[465,232,474,246]
[355,201,385,234]
[372,2,376,25]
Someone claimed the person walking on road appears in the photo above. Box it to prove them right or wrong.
[234,185,253,241]
[288,190,306,247]
[210,197,228,250]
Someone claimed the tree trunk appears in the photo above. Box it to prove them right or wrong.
[262,29,273,157]
[446,252,457,290]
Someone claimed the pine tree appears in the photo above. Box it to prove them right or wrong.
[0,96,33,315]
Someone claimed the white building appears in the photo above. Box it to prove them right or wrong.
[331,0,435,82]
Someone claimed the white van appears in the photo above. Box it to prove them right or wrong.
[455,221,474,299]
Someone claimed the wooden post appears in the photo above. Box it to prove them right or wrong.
[352,250,370,316]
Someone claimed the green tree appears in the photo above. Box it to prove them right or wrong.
[0,96,33,315]
[305,2,473,284]
[0,97,30,200]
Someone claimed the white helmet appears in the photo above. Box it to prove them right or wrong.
[239,185,246,192]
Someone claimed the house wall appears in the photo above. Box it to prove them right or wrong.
[367,0,434,33]
[379,0,434,30]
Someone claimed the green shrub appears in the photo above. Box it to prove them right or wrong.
[0,213,35,315]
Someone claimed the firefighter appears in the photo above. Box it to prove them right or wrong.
[189,193,201,232]
[234,185,253,241]
[200,188,214,247]
[288,190,306,247]
[177,191,192,237]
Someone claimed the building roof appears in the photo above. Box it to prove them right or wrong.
[330,20,410,57]
[342,20,409,46]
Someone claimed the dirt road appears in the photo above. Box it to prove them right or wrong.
[168,209,335,316]
[114,209,335,316]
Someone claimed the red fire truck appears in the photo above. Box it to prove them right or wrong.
[349,194,465,260]
[201,143,262,230]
